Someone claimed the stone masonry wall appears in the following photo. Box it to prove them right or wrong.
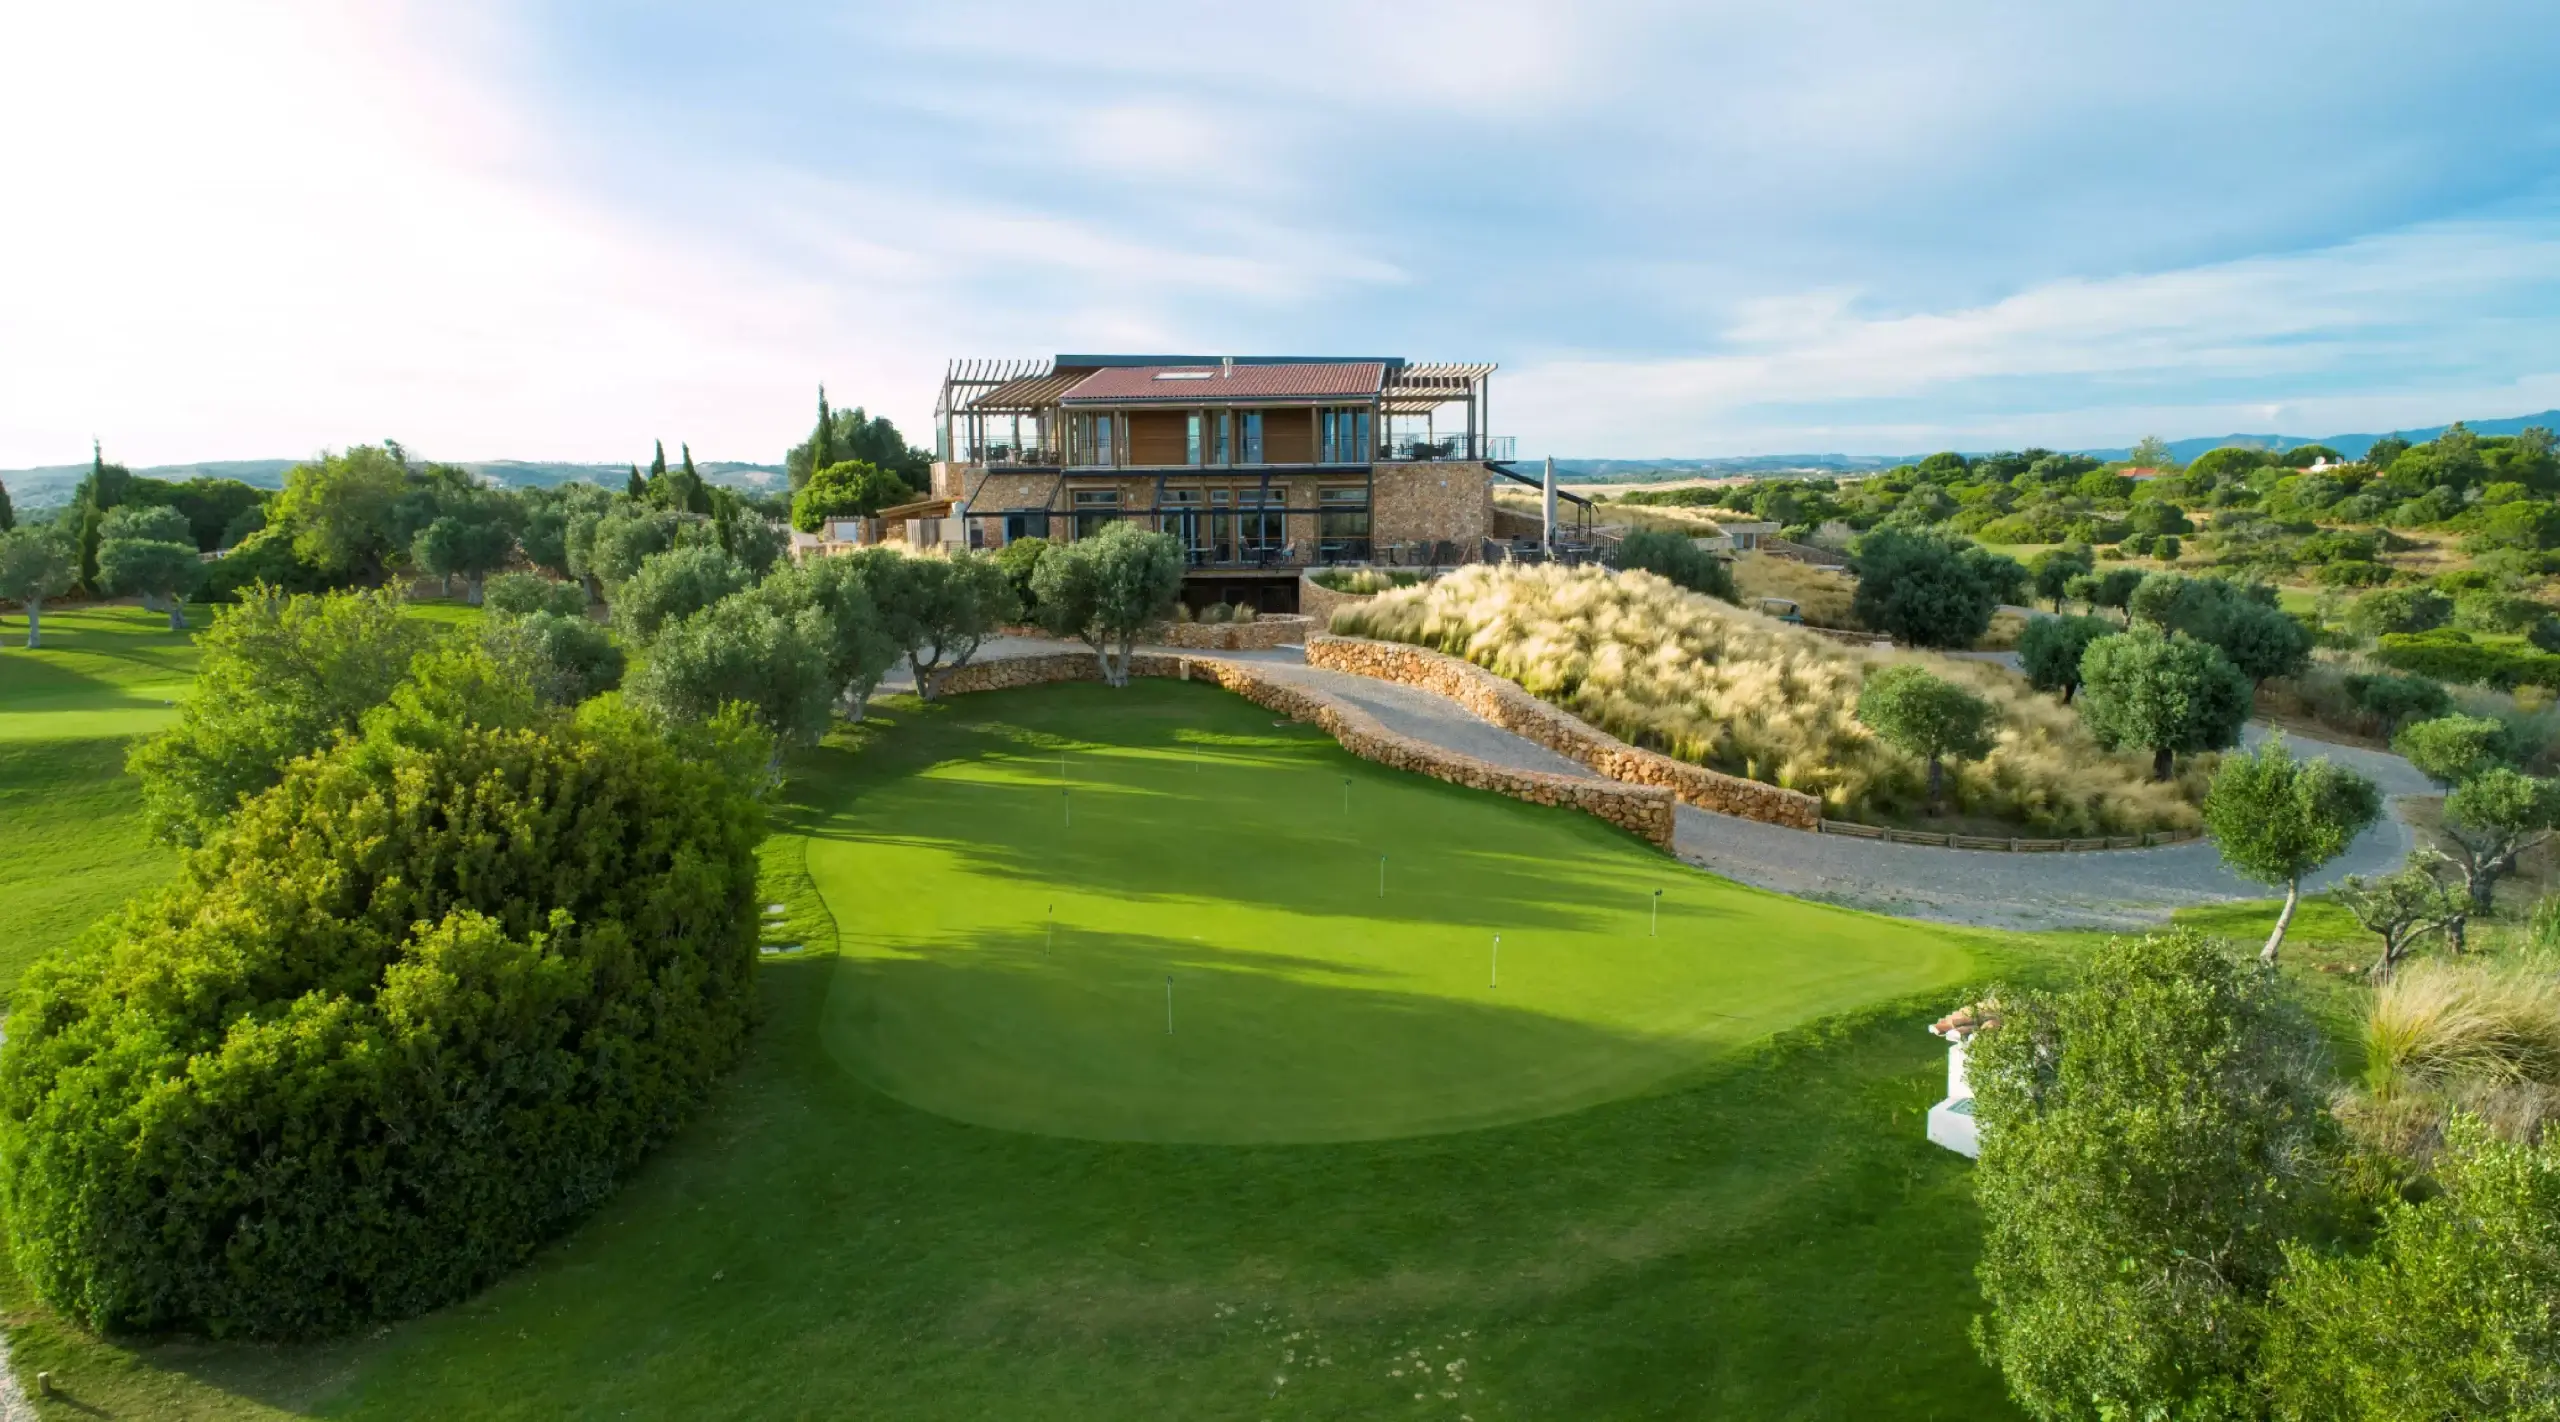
[1152,615,1317,650]
[931,651,1678,847]
[1371,461,1492,555]
[1304,635,1826,831]
[1296,575,1370,630]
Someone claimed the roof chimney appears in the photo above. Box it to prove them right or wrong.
[1221,355,1234,378]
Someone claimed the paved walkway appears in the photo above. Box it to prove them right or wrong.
[915,637,2432,932]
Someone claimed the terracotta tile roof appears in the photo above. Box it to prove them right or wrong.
[1060,362,1387,404]
[1930,1000,2002,1041]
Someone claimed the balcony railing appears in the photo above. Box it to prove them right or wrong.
[951,434,1514,467]
[1382,433,1514,462]
[956,441,1065,467]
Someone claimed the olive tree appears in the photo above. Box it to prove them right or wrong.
[2016,614,2113,702]
[1854,664,1995,813]
[615,544,749,644]
[1850,528,2023,648]
[2202,735,2382,963]
[411,514,516,604]
[861,549,1015,700]
[96,505,203,629]
[2076,626,2252,780]
[482,572,590,620]
[2391,713,2517,788]
[479,611,623,707]
[127,586,435,844]
[2437,767,2560,911]
[1969,929,2327,1422]
[1030,522,1185,686]
[0,526,76,648]
[2028,544,2093,612]
[2335,855,2468,979]
[626,594,835,763]
[758,554,901,721]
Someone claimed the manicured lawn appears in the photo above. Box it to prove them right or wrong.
[0,606,208,996]
[819,684,1973,1143]
[0,604,207,742]
[0,680,2023,1419]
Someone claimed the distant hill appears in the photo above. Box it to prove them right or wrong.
[1547,407,2560,484]
[0,457,789,511]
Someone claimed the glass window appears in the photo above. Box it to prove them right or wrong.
[1210,488,1233,562]
[1242,412,1264,464]
[1072,488,1120,540]
[1185,413,1202,465]
[1002,512,1046,544]
[1214,412,1231,465]
[1320,485,1370,557]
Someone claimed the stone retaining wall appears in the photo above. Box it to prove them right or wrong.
[1305,635,1826,830]
[932,651,1678,848]
[1296,575,1370,630]
[1152,615,1316,651]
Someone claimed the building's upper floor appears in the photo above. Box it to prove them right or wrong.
[934,355,1510,472]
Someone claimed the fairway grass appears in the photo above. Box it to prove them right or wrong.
[0,674,2027,1419]
[817,683,1972,1143]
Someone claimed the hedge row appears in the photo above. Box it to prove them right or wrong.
[0,698,766,1337]
[2373,630,2560,690]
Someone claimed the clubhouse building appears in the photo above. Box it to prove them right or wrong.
[907,354,1520,613]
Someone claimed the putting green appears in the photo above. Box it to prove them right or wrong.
[810,681,1974,1144]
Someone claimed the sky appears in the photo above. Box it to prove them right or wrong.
[5,1,2560,468]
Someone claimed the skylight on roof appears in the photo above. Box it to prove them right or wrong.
[1152,369,1215,380]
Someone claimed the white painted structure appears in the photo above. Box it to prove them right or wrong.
[1926,1003,1996,1159]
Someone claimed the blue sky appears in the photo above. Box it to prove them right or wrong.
[6,1,2559,466]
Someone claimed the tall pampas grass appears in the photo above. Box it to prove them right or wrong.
[1331,563,2198,834]
[2364,960,2560,1097]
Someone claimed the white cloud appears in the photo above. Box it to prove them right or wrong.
[1505,218,2560,454]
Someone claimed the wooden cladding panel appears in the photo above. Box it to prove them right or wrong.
[1129,411,1188,465]
[1262,409,1316,464]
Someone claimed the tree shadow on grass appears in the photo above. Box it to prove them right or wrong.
[128,953,2004,1419]
[786,691,1777,940]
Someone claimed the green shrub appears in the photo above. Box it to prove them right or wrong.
[1308,567,1423,595]
[2344,672,2452,733]
[2350,586,2454,637]
[2314,559,2393,588]
[2375,630,2560,690]
[1615,529,1736,601]
[0,689,767,1338]
[482,572,589,619]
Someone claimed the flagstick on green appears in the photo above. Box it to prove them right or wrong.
[1165,975,1174,1035]
[1046,904,1053,955]
[1343,777,1351,815]
[1379,855,1386,897]
[1491,933,1500,988]
[1652,888,1663,937]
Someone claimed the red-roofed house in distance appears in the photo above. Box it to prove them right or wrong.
[928,355,1517,613]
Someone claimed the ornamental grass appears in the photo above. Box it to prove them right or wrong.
[1331,563,2200,834]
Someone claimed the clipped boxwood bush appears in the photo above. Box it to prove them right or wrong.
[0,697,766,1338]
[2373,629,2560,690]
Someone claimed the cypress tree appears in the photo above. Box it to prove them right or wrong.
[650,440,668,483]
[0,477,15,533]
[626,464,647,499]
[808,386,836,489]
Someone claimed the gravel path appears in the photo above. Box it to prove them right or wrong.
[926,637,2433,933]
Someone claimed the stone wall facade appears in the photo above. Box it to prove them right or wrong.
[1296,574,1371,630]
[1372,461,1492,555]
[932,651,1678,848]
[1304,635,1826,831]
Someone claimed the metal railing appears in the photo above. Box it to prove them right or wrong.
[1381,433,1513,462]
